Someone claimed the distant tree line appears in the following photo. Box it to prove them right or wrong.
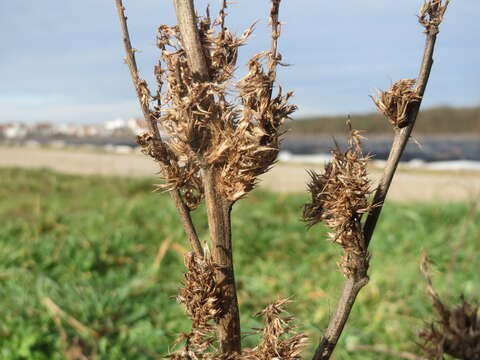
[288,105,480,135]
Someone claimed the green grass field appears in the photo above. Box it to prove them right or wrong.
[0,167,478,359]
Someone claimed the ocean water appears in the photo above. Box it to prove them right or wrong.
[282,135,480,162]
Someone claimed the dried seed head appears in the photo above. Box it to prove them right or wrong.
[371,78,421,128]
[419,0,450,35]
[149,0,296,203]
[242,299,308,360]
[136,0,295,207]
[303,124,373,276]
[137,131,203,210]
[418,253,480,360]
[173,251,224,355]
[137,131,168,164]
[172,275,307,359]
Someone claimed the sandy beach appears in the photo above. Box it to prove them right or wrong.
[1,146,479,203]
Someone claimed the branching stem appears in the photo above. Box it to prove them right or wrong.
[172,0,241,353]
[114,0,203,258]
[312,20,442,360]
[363,33,437,246]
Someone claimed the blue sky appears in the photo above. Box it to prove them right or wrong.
[1,0,479,124]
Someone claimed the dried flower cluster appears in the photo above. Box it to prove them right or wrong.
[419,0,451,34]
[171,291,307,360]
[418,253,480,360]
[136,1,296,203]
[137,132,203,209]
[303,126,373,276]
[242,298,308,360]
[371,78,421,128]
[174,251,224,354]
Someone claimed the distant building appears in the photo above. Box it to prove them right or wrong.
[127,117,148,135]
[0,124,7,136]
[32,122,54,136]
[3,123,28,139]
[0,117,155,141]
[72,124,105,137]
[104,118,128,133]
[56,123,78,136]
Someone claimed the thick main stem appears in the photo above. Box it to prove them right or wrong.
[312,31,440,360]
[114,0,203,258]
[172,0,209,81]
[203,170,241,352]
[172,0,241,353]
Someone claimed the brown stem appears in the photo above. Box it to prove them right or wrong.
[170,190,204,257]
[268,0,281,76]
[172,0,241,353]
[115,0,158,139]
[114,0,203,258]
[203,169,241,353]
[172,0,209,81]
[363,33,437,247]
[312,277,368,360]
[267,0,281,100]
[312,23,441,360]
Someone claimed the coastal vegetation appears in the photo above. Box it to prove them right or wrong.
[0,168,478,359]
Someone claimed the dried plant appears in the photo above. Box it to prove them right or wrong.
[114,0,454,359]
[309,1,451,359]
[371,79,421,128]
[137,132,204,210]
[418,253,480,360]
[116,0,296,355]
[174,250,224,354]
[146,2,295,203]
[242,298,308,360]
[419,0,451,34]
[303,125,373,277]
[170,255,307,360]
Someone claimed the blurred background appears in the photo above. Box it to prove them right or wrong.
[0,1,479,359]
